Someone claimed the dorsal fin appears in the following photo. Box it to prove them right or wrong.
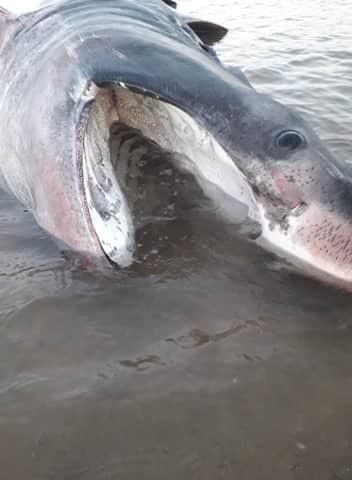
[161,0,177,8]
[161,2,227,45]
[186,20,228,45]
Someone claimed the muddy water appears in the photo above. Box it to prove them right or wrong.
[1,1,352,479]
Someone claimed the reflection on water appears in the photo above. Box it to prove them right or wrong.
[0,1,352,478]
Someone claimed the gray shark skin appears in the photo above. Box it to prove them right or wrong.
[0,0,350,288]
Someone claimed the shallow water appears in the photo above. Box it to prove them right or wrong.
[1,1,352,479]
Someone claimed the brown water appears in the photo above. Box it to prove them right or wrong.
[1,1,352,479]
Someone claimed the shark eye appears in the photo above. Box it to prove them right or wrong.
[276,130,306,151]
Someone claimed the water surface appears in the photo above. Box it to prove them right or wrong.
[1,1,352,479]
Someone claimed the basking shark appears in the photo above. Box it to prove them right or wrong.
[0,0,350,288]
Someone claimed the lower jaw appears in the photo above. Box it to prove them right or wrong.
[82,87,135,267]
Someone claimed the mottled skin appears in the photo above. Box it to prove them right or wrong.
[0,0,350,286]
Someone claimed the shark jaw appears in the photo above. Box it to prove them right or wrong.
[80,82,261,266]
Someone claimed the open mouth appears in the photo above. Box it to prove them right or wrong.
[78,82,261,266]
